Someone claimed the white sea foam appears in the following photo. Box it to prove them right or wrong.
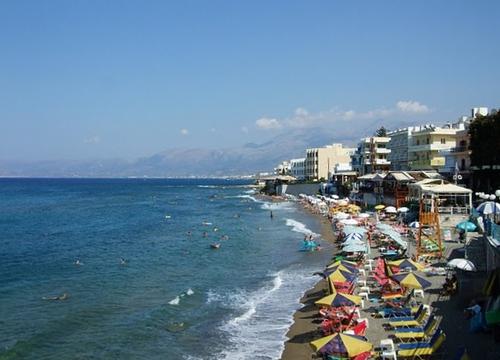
[210,269,317,360]
[168,296,180,305]
[285,218,319,237]
[197,185,219,188]
[186,288,194,296]
[260,201,293,211]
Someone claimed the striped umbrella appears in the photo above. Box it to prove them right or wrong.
[328,269,357,283]
[327,260,358,269]
[324,264,357,275]
[315,290,362,307]
[310,333,373,357]
[391,271,432,289]
[387,259,425,271]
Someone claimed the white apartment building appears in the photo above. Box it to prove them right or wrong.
[289,158,305,180]
[351,137,391,175]
[275,160,291,176]
[387,127,416,171]
[305,144,354,180]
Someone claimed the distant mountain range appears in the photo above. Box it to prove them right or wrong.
[0,127,361,177]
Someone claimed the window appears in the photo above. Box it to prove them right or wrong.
[441,138,446,144]
[426,137,430,144]
[416,139,420,145]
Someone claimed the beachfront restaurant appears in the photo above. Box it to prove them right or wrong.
[408,179,473,214]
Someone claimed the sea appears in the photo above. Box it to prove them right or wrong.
[0,178,333,360]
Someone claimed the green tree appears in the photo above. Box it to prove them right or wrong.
[469,112,500,168]
[375,126,387,137]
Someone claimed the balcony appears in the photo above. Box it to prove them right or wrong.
[449,146,470,153]
[409,158,445,169]
[408,143,454,153]
[375,147,391,154]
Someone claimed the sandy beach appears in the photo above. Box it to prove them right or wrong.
[281,203,500,360]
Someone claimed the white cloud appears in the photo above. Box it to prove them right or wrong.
[396,100,430,114]
[83,135,100,144]
[241,126,249,133]
[180,128,189,135]
[255,117,282,130]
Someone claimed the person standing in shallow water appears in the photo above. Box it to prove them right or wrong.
[270,211,274,219]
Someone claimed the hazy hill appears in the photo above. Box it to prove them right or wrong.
[0,127,359,177]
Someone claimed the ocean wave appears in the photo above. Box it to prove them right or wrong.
[168,288,195,306]
[285,219,319,237]
[210,270,317,360]
[260,202,293,211]
[197,185,220,188]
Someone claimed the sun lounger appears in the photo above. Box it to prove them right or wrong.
[396,328,446,357]
[388,305,428,328]
[393,315,438,341]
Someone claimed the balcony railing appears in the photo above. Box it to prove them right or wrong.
[449,146,470,153]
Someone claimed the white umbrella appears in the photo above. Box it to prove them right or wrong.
[409,221,420,228]
[334,212,350,220]
[340,219,359,225]
[331,195,340,199]
[476,201,500,215]
[357,213,370,218]
[385,206,397,213]
[448,258,477,272]
[397,207,409,213]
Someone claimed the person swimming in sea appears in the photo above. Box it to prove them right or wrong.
[43,293,69,301]
[187,231,192,236]
[120,257,127,265]
[74,259,83,266]
[202,231,208,237]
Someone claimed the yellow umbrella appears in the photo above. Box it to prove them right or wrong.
[391,272,432,289]
[387,259,425,271]
[325,264,355,273]
[310,333,373,357]
[375,204,385,210]
[315,291,362,307]
[327,260,358,269]
[327,269,355,283]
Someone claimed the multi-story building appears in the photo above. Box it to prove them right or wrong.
[387,127,416,171]
[351,137,391,175]
[408,123,465,171]
[289,158,305,180]
[305,144,354,180]
[275,160,291,176]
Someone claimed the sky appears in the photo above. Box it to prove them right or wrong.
[1,0,499,161]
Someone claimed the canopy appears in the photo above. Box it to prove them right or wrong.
[376,223,393,231]
[476,201,500,215]
[380,229,408,249]
[357,213,371,218]
[324,264,357,275]
[391,272,432,289]
[456,221,477,232]
[448,258,477,272]
[388,259,424,271]
[310,333,373,357]
[375,204,385,210]
[315,291,362,307]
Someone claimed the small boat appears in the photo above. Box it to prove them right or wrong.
[210,243,221,249]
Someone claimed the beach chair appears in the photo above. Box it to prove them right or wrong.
[386,304,424,321]
[395,328,446,358]
[393,315,438,341]
[387,305,428,328]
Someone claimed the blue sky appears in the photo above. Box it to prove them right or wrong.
[1,0,499,161]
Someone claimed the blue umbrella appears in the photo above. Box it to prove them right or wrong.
[456,221,476,232]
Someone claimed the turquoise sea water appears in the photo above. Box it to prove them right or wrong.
[0,179,332,359]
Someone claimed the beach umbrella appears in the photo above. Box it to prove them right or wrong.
[342,225,367,235]
[456,221,477,232]
[324,264,357,276]
[388,259,425,271]
[448,258,477,272]
[340,219,359,225]
[331,195,340,199]
[327,269,357,283]
[397,207,409,213]
[385,206,397,213]
[376,223,393,231]
[391,271,432,289]
[327,260,358,269]
[342,243,368,253]
[334,212,350,220]
[357,213,371,218]
[476,201,500,215]
[375,204,385,210]
[315,291,362,307]
[409,221,420,228]
[310,333,373,357]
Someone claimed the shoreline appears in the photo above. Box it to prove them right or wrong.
[281,211,337,360]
